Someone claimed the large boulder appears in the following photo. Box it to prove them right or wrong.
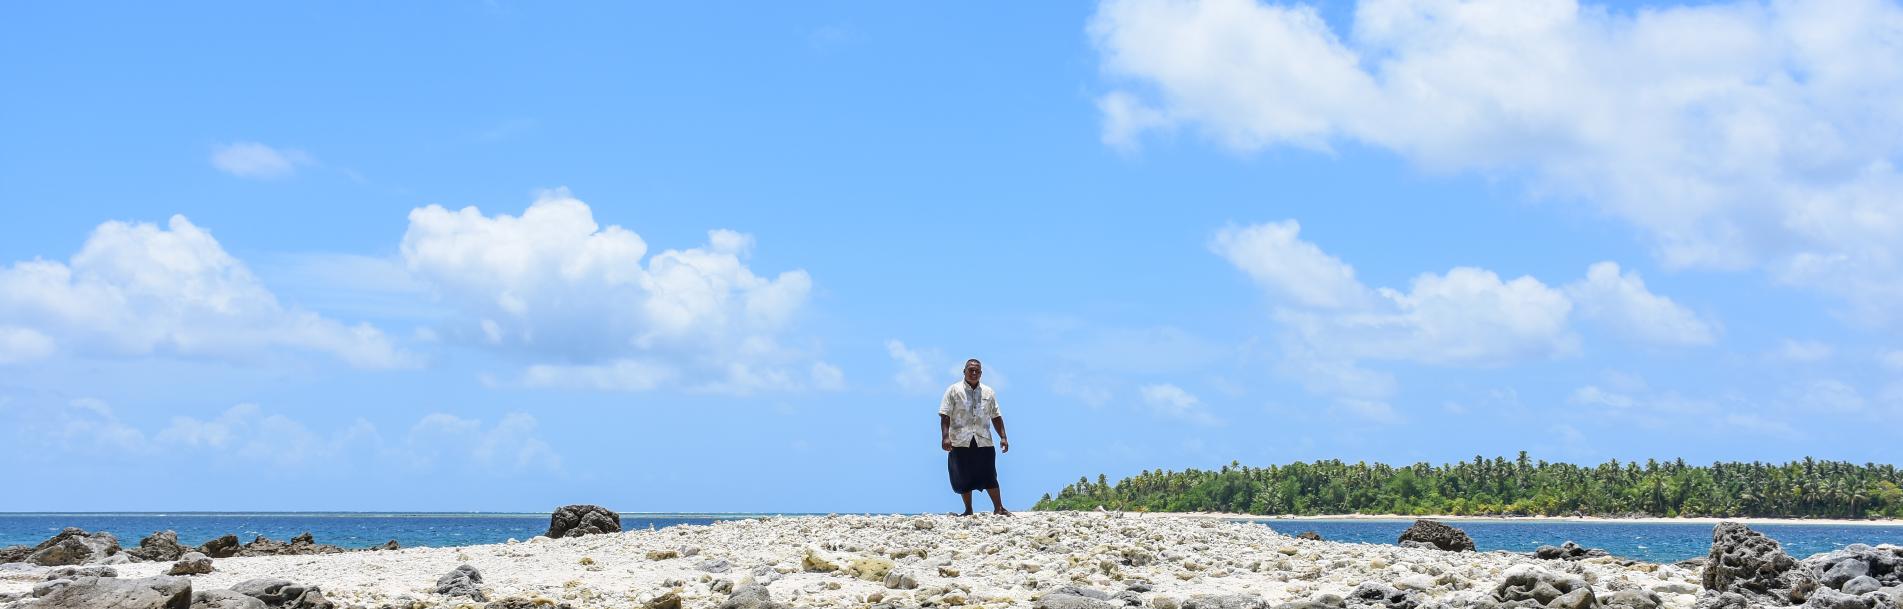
[1700,522,1818,606]
[434,565,486,601]
[127,531,187,562]
[22,575,191,609]
[2,545,34,563]
[197,535,239,559]
[230,533,343,558]
[1805,544,1902,590]
[190,589,267,609]
[228,578,335,609]
[1477,565,1599,609]
[1397,520,1475,552]
[545,505,621,538]
[26,528,123,566]
[166,552,213,576]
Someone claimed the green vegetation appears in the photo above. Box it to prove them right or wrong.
[1033,453,1903,519]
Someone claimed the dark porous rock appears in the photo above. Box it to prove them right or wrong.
[1,545,31,563]
[644,591,683,609]
[1296,531,1325,541]
[1481,565,1599,609]
[1345,581,1420,609]
[26,575,191,609]
[198,536,240,559]
[1604,589,1664,609]
[374,540,399,551]
[167,552,213,576]
[1397,520,1475,553]
[546,505,622,538]
[27,528,123,566]
[1799,587,1889,609]
[1125,582,1154,593]
[230,578,335,609]
[1700,522,1818,606]
[718,584,789,609]
[1114,590,1145,607]
[1183,594,1271,609]
[434,564,486,601]
[192,589,268,609]
[44,565,119,580]
[128,531,188,563]
[1536,541,1611,561]
[232,533,343,558]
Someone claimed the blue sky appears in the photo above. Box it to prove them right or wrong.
[3,0,1901,512]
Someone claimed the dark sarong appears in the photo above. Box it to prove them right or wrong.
[947,438,998,493]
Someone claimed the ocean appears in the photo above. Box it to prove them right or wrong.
[4,513,1900,563]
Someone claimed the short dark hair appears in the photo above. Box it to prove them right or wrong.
[965,358,982,369]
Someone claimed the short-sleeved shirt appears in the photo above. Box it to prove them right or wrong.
[939,381,1001,448]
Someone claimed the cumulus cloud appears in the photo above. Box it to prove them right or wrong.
[1218,219,1710,416]
[1138,383,1222,425]
[210,142,312,179]
[0,215,411,368]
[1094,0,1903,322]
[400,189,830,393]
[886,340,943,393]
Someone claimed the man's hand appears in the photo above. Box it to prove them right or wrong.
[942,438,953,452]
[1000,438,1009,453]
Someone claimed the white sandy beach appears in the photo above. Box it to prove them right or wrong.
[1,512,1719,608]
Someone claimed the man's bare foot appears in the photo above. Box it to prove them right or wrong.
[955,511,974,516]
[992,508,1012,516]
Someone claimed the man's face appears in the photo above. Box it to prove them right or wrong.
[964,362,981,384]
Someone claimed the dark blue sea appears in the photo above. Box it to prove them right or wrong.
[5,514,1900,563]
[1254,518,1903,562]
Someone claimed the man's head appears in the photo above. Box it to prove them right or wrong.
[963,359,982,386]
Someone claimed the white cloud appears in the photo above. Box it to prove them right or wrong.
[1332,398,1402,425]
[403,412,561,474]
[1138,383,1222,425]
[400,189,827,392]
[886,339,944,393]
[1568,385,1635,409]
[1566,262,1717,346]
[1094,0,1903,322]
[0,326,55,364]
[210,142,311,179]
[1771,339,1834,363]
[1212,221,1371,309]
[1786,379,1864,413]
[0,215,411,368]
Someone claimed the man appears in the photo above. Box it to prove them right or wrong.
[940,358,1009,516]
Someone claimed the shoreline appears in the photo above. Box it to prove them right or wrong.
[1148,511,1903,526]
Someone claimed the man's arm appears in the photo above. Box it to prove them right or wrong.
[940,414,953,451]
[992,416,1008,453]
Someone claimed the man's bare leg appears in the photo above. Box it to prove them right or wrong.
[958,491,975,516]
[984,487,1010,515]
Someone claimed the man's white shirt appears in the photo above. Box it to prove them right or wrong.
[939,381,1001,448]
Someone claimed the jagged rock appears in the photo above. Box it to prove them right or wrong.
[1604,589,1663,609]
[26,528,122,566]
[644,592,683,609]
[1,545,31,563]
[198,536,239,559]
[44,566,118,580]
[545,505,621,538]
[434,565,485,601]
[718,585,789,609]
[1482,565,1599,609]
[1800,587,1890,609]
[1806,545,1902,591]
[1296,531,1325,541]
[1397,520,1475,552]
[1345,582,1421,609]
[374,540,399,551]
[232,534,343,558]
[1701,522,1818,606]
[192,589,267,609]
[1536,542,1612,561]
[229,578,335,609]
[24,575,190,609]
[167,553,213,576]
[1183,594,1270,609]
[127,531,187,562]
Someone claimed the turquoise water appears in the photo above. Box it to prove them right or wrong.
[1254,519,1903,563]
[4,513,1900,563]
